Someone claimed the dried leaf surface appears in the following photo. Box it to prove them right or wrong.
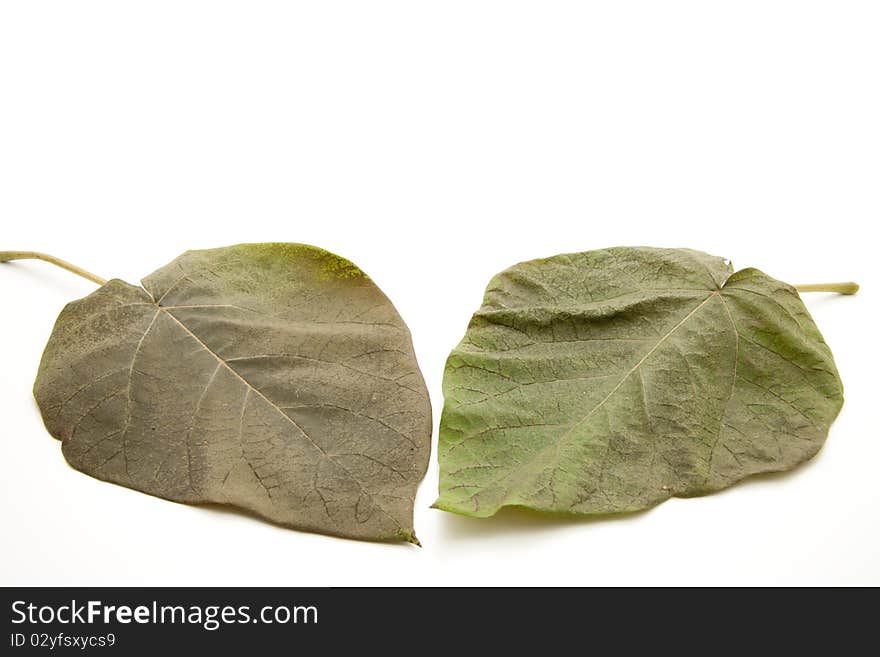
[35,244,431,543]
[436,247,843,518]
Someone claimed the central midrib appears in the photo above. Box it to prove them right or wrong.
[149,301,404,531]
[558,291,720,441]
[476,291,722,503]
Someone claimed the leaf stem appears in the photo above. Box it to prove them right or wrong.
[794,282,859,295]
[0,251,108,286]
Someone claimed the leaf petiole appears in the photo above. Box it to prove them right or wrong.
[0,251,108,286]
[795,282,859,295]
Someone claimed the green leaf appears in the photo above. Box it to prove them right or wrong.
[33,244,431,543]
[435,247,844,518]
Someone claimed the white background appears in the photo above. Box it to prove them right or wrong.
[1,2,877,586]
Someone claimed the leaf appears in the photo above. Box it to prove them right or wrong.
[33,243,432,543]
[435,247,844,518]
